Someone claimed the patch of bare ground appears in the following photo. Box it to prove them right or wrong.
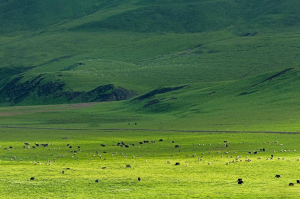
[0,102,101,116]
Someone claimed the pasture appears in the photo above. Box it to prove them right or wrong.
[1,127,300,198]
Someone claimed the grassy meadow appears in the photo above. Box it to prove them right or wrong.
[1,127,300,198]
[2,0,300,198]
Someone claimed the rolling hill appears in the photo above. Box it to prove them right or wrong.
[0,0,300,130]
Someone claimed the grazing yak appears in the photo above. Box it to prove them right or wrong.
[237,179,243,184]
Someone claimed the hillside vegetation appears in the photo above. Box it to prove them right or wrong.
[0,0,300,130]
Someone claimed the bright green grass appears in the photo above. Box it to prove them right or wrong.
[1,128,300,198]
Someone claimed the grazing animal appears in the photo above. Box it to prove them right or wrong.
[95,179,99,183]
[175,162,180,166]
[30,177,35,180]
[175,145,179,148]
[297,180,300,184]
[275,175,281,178]
[24,143,30,145]
[289,183,294,186]
[159,139,163,142]
[138,177,141,181]
[144,141,149,143]
[237,178,243,184]
[126,165,131,168]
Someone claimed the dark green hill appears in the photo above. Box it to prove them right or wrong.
[0,0,120,34]
[1,0,300,109]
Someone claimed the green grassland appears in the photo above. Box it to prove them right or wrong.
[1,0,300,198]
[1,0,300,106]
[1,128,300,198]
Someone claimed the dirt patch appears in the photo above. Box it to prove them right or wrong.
[0,102,100,117]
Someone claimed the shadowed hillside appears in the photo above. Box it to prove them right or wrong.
[1,0,300,109]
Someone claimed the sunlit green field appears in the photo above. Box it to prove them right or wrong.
[1,127,300,198]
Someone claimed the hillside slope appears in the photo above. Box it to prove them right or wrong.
[0,0,300,108]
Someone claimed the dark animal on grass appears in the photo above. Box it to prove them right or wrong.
[275,175,281,178]
[254,151,258,154]
[159,139,163,142]
[30,177,35,180]
[138,177,141,181]
[125,145,129,148]
[175,145,179,148]
[238,180,244,185]
[126,165,131,168]
[289,183,294,186]
[101,144,105,147]
[144,141,149,143]
[35,144,39,147]
[297,180,300,184]
[139,142,143,144]
[69,146,72,149]
[24,143,30,145]
[95,179,99,183]
[175,162,180,166]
